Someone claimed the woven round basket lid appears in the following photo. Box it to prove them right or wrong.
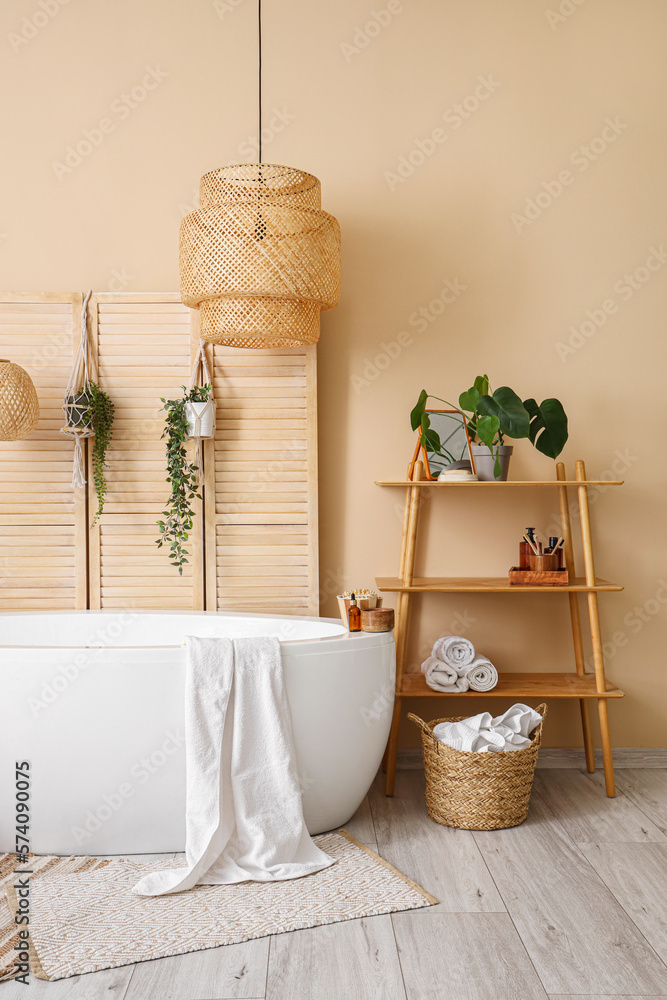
[180,163,341,349]
[0,359,40,441]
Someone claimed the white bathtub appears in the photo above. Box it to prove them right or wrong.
[0,611,395,855]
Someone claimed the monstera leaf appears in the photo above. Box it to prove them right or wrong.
[459,375,490,416]
[524,397,569,459]
[476,386,530,440]
[475,413,500,449]
[410,389,429,431]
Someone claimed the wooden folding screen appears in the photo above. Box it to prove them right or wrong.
[0,292,318,615]
[0,293,86,608]
[87,293,199,610]
[204,345,318,616]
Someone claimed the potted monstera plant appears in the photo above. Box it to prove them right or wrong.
[411,376,568,480]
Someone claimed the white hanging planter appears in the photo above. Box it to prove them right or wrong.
[185,398,216,440]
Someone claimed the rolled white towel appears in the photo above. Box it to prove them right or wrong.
[431,635,475,674]
[421,655,470,692]
[465,655,498,693]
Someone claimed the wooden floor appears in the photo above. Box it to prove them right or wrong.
[4,767,667,999]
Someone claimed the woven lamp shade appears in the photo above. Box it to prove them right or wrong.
[180,164,341,349]
[0,359,39,441]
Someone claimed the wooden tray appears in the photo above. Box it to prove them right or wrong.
[508,566,569,586]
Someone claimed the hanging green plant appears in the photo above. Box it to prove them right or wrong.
[65,381,115,524]
[156,384,211,574]
[88,382,115,525]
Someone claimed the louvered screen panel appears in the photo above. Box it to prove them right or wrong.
[88,294,202,610]
[0,294,85,608]
[206,345,318,615]
[0,293,319,615]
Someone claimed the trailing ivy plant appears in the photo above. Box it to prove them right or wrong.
[66,382,115,525]
[88,382,115,525]
[156,384,211,574]
[411,376,568,479]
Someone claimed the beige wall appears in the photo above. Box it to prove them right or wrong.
[2,0,666,747]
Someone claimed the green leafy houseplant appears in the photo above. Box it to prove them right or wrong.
[65,382,115,524]
[156,384,211,574]
[411,375,568,479]
[88,383,115,525]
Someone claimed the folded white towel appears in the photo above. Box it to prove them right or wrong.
[433,703,542,753]
[431,635,475,674]
[133,636,334,896]
[465,654,498,693]
[421,655,470,692]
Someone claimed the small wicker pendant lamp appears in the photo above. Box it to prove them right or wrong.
[179,3,340,349]
[0,360,39,441]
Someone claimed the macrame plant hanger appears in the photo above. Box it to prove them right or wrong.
[61,289,94,488]
[186,340,216,483]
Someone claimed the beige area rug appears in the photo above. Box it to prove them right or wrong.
[2,831,437,982]
[0,853,112,981]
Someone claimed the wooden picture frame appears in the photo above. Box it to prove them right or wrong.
[408,409,476,481]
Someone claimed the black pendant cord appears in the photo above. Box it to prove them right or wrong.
[258,0,262,164]
[255,0,266,240]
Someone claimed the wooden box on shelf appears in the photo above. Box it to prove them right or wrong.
[508,566,569,586]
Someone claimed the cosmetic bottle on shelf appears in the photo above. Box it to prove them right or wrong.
[348,593,361,632]
[519,527,537,569]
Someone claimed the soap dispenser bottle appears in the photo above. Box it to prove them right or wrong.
[519,527,537,570]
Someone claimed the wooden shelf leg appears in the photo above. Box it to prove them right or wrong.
[596,693,615,795]
[385,589,410,793]
[557,462,595,772]
[576,459,616,796]
[385,461,423,795]
[382,477,412,775]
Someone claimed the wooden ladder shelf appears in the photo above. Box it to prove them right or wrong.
[377,459,624,798]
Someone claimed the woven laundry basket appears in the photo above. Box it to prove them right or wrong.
[408,704,547,830]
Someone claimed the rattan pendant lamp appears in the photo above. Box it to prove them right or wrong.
[179,2,341,349]
[0,359,39,441]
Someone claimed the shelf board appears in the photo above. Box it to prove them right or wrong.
[376,575,623,593]
[400,672,624,699]
[375,480,623,487]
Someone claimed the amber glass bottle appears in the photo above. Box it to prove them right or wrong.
[348,593,361,632]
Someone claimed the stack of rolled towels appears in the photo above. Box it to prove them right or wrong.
[421,635,498,693]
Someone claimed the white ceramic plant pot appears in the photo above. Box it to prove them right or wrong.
[471,444,513,482]
[185,399,216,439]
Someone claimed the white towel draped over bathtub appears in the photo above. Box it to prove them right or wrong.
[133,636,334,897]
